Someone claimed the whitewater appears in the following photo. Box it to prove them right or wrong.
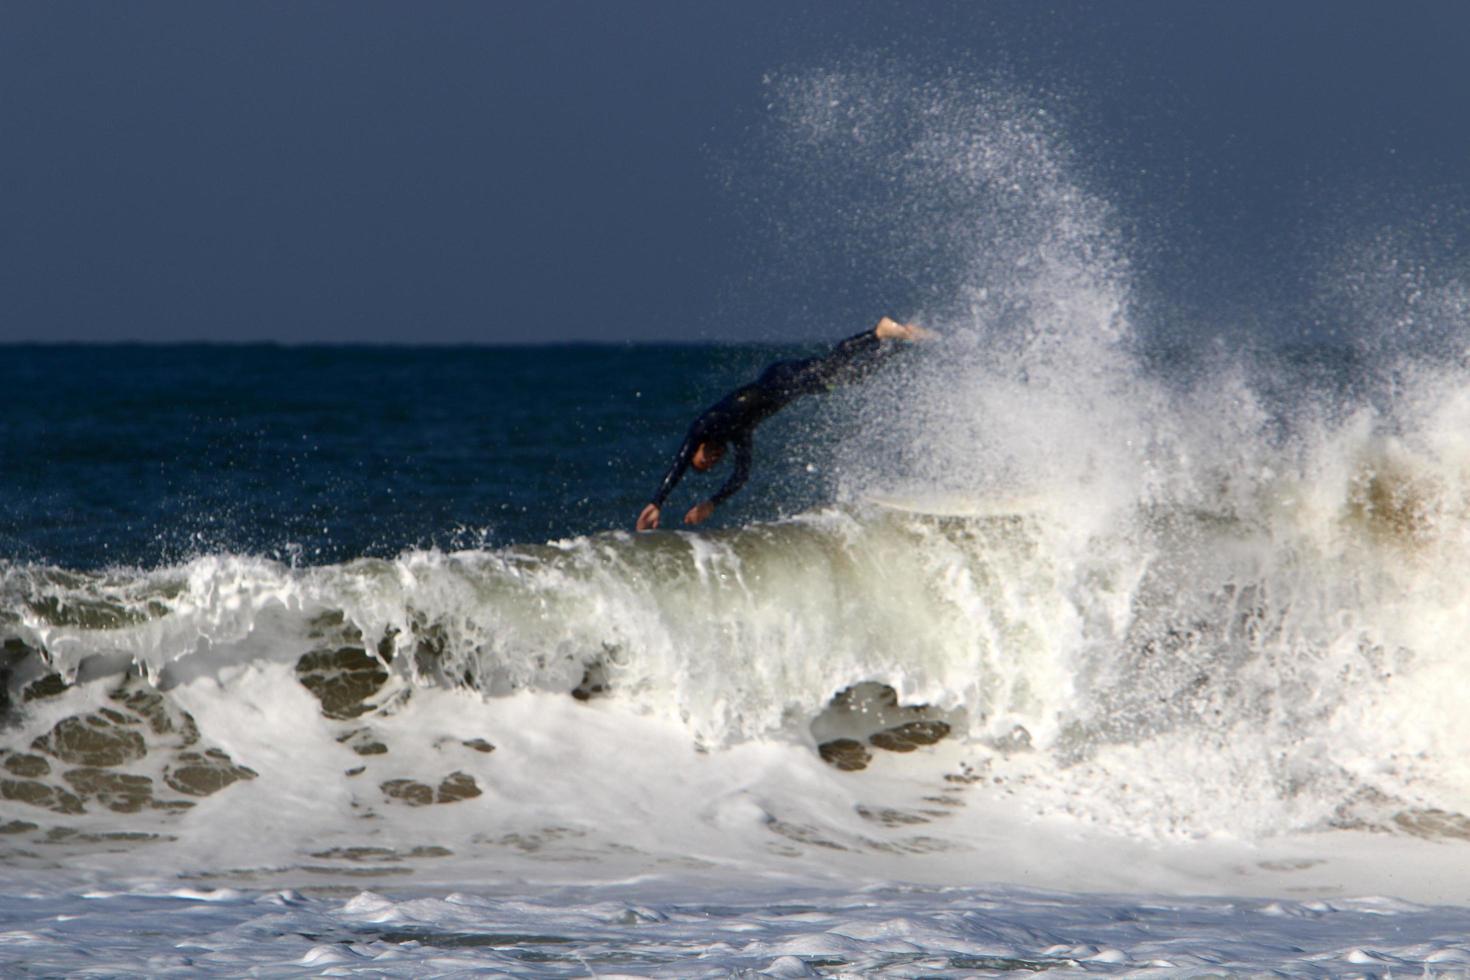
[10,71,1470,976]
[11,484,1470,973]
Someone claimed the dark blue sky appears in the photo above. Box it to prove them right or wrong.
[3,2,1468,343]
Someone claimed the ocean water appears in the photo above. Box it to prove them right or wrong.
[9,336,1470,976]
[10,76,1470,976]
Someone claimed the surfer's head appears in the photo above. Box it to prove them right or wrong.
[692,441,726,471]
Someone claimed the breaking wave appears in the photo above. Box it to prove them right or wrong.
[7,431,1470,853]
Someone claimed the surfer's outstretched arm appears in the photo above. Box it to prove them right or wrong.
[710,434,753,506]
[637,434,699,531]
[651,435,697,508]
[685,434,753,526]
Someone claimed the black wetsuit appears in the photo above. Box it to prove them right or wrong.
[649,328,900,510]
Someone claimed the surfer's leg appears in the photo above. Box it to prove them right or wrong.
[757,320,929,399]
[808,319,933,389]
[800,328,890,391]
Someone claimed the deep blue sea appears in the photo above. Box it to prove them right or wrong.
[1,343,825,569]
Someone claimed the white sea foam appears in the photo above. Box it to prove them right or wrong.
[7,459,1470,906]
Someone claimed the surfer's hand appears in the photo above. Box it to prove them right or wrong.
[684,500,716,526]
[636,503,661,531]
[875,316,938,342]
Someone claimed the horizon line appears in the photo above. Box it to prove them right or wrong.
[0,338,792,349]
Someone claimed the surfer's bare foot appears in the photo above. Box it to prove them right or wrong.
[875,317,938,342]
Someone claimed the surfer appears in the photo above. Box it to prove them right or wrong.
[635,316,935,530]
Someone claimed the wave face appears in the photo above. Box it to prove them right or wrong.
[7,451,1470,890]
